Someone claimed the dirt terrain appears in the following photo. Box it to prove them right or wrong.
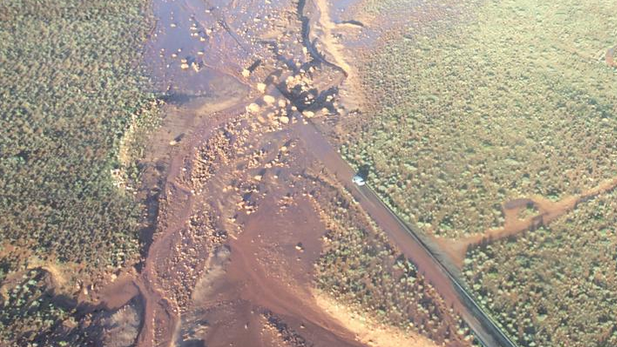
[124,1,616,346]
[435,175,617,268]
[55,0,548,346]
[78,0,461,346]
[4,0,614,346]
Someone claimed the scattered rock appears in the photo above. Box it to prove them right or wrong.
[191,61,202,72]
[279,116,290,124]
[90,299,143,347]
[247,103,260,113]
[257,83,267,93]
[263,95,276,104]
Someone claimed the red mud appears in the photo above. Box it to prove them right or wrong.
[294,122,510,347]
[607,46,616,67]
[88,0,518,346]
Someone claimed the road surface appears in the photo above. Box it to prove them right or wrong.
[296,122,518,347]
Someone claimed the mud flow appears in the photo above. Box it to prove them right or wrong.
[92,0,385,346]
[90,0,513,346]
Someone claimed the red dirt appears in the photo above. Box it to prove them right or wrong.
[133,111,380,347]
[88,0,497,346]
[437,176,617,268]
[607,46,616,67]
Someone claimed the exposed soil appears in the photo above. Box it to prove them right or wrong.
[436,175,617,268]
[312,292,438,347]
[75,0,535,346]
[607,46,616,67]
[90,297,145,347]
[85,0,433,346]
[122,108,424,347]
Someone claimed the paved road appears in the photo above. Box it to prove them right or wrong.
[296,122,518,347]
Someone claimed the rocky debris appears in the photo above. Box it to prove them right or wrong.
[180,59,189,70]
[263,311,309,347]
[302,111,314,118]
[295,242,304,252]
[263,95,276,104]
[191,61,203,72]
[247,103,261,114]
[89,299,143,347]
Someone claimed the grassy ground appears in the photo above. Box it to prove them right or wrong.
[0,0,158,276]
[463,189,617,347]
[313,181,476,346]
[0,0,159,344]
[340,0,617,345]
[342,0,617,238]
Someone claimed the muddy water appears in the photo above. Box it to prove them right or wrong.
[113,0,516,346]
[144,0,256,95]
[127,0,367,345]
[329,0,362,22]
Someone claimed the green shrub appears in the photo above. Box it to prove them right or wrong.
[464,189,617,347]
[341,0,617,238]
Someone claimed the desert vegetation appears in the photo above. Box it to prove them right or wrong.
[1,0,158,281]
[1,0,159,344]
[463,189,617,347]
[0,269,75,346]
[313,183,477,346]
[341,0,617,238]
